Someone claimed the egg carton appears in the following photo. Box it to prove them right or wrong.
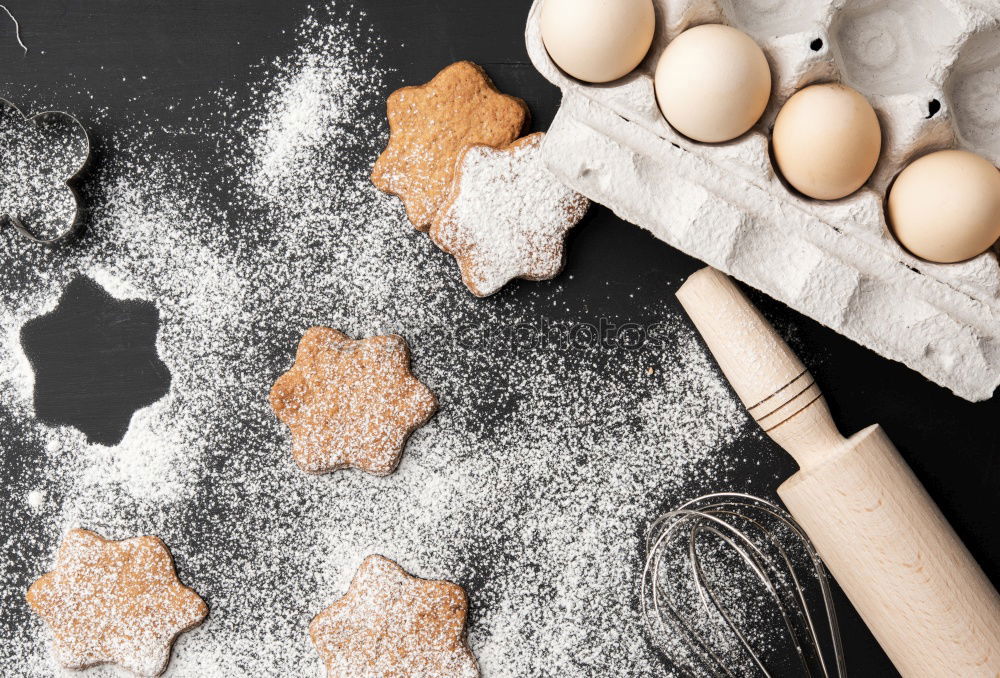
[525,0,1000,402]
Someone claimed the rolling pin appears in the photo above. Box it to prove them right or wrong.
[676,266,1000,677]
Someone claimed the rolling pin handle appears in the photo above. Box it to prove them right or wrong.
[676,267,844,470]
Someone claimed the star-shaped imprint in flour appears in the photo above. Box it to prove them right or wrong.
[269,328,438,476]
[310,555,479,678]
[371,60,530,231]
[430,133,590,297]
[26,529,208,677]
[20,276,171,446]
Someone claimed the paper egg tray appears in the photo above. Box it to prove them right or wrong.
[525,0,1000,402]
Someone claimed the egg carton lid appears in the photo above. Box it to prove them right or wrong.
[524,0,1000,402]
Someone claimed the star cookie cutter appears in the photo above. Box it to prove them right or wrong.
[0,97,90,245]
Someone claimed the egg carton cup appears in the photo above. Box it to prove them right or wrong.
[525,0,1000,401]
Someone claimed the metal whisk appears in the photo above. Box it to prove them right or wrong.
[641,493,847,677]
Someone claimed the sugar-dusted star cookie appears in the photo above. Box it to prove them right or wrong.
[26,528,208,677]
[310,555,479,678]
[429,133,590,297]
[269,328,438,476]
[372,60,530,231]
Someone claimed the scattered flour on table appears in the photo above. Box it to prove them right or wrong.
[27,490,45,509]
[0,5,761,677]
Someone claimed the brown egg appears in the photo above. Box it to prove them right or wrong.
[772,83,882,200]
[888,150,1000,263]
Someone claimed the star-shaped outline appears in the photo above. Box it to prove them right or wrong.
[20,275,172,447]
[309,555,479,678]
[269,328,438,476]
[371,60,530,231]
[429,132,590,297]
[26,528,208,677]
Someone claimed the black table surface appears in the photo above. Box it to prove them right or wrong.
[1,2,997,676]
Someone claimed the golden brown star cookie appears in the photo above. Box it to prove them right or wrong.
[26,528,208,677]
[269,328,438,476]
[310,555,479,678]
[372,60,530,231]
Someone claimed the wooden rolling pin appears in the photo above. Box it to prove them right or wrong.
[676,266,1000,677]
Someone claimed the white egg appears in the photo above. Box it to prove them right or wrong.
[654,24,771,143]
[772,83,882,200]
[540,0,655,84]
[888,150,1000,263]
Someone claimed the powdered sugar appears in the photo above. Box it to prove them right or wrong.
[0,5,759,677]
[431,133,590,297]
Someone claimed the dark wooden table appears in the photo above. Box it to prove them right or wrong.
[1,2,997,675]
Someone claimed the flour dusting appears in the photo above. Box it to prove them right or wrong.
[0,5,758,676]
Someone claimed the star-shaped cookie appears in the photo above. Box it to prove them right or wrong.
[430,133,590,297]
[310,555,479,678]
[26,528,208,677]
[269,328,438,476]
[372,60,530,231]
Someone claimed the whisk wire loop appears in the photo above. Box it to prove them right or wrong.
[642,493,847,677]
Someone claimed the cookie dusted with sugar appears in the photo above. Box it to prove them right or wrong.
[430,133,590,297]
[372,60,530,231]
[269,327,437,476]
[310,555,479,678]
[26,529,208,677]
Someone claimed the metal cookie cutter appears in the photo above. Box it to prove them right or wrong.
[0,97,91,245]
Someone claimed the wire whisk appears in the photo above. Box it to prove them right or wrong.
[641,493,847,677]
